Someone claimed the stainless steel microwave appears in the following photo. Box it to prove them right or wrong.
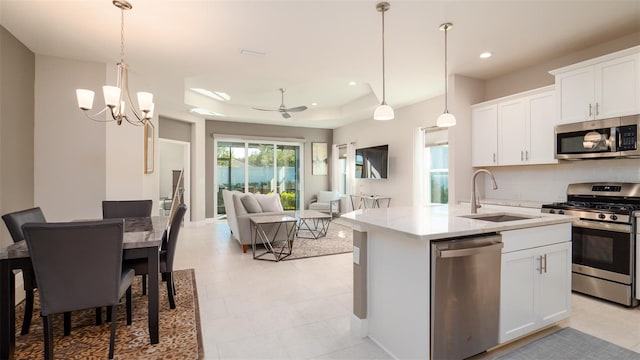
[555,115,640,159]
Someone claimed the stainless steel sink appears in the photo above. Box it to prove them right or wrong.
[460,213,539,222]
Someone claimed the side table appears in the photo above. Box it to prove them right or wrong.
[250,215,297,262]
[295,210,332,239]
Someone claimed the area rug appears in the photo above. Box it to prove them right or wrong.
[286,220,353,260]
[13,268,203,359]
[498,327,640,360]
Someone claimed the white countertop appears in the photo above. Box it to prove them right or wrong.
[340,204,577,241]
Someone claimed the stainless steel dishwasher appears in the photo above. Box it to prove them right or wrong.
[431,233,503,360]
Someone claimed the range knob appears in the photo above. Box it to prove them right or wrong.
[559,210,564,215]
[549,209,556,214]
[610,214,618,221]
[598,213,606,219]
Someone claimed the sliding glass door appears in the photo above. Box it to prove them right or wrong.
[215,138,303,216]
[276,145,300,210]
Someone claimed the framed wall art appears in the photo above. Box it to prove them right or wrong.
[144,122,154,174]
[312,142,328,175]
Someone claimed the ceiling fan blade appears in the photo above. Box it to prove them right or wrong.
[252,107,278,112]
[281,112,291,119]
[284,106,308,112]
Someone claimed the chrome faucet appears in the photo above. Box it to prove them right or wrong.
[471,169,498,213]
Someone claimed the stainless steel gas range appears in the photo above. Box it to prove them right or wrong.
[542,182,640,307]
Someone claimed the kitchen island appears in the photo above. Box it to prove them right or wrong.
[341,204,577,360]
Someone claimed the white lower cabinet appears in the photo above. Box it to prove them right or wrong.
[499,226,571,344]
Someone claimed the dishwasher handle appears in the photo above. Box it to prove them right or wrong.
[436,242,503,258]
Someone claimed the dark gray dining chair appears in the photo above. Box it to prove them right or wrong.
[1,207,46,335]
[102,199,153,219]
[22,219,134,360]
[125,204,187,309]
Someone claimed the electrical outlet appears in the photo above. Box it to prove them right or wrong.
[353,246,360,264]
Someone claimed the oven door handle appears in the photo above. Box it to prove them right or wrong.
[573,219,632,233]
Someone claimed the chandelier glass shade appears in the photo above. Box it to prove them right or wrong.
[374,2,394,121]
[436,22,456,128]
[75,0,154,126]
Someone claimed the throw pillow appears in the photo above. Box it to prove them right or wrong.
[240,194,262,213]
[255,193,283,212]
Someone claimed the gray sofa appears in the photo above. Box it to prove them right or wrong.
[222,190,294,253]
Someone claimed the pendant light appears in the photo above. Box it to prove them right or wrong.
[374,2,394,121]
[437,22,456,127]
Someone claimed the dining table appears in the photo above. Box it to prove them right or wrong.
[0,215,168,359]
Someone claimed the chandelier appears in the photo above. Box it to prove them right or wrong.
[75,0,154,126]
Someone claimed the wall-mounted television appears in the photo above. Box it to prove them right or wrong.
[355,144,389,179]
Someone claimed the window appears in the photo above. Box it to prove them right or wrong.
[215,139,303,216]
[424,129,449,204]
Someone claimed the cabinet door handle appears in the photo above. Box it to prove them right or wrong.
[493,153,496,163]
[521,151,524,161]
[589,103,593,117]
[526,150,529,161]
[596,102,599,116]
[537,256,543,274]
[544,254,548,273]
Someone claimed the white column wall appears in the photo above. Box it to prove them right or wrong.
[34,55,107,221]
[35,55,159,220]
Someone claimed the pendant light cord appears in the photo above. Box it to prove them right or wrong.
[381,8,387,105]
[443,24,448,113]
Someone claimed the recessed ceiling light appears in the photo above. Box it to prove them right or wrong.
[480,52,492,59]
[190,108,224,116]
[190,88,231,101]
[311,102,318,106]
[349,81,356,86]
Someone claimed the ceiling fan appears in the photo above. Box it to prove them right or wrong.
[252,88,308,119]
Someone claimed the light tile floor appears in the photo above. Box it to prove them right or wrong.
[174,220,640,359]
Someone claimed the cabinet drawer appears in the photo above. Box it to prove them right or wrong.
[501,223,571,253]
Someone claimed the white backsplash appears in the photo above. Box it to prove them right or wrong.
[478,158,640,204]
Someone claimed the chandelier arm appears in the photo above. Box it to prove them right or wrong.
[124,89,148,124]
[82,107,118,123]
[125,116,146,126]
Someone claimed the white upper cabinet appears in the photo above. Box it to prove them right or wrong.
[472,86,557,167]
[551,46,640,124]
[471,104,498,167]
[527,91,557,164]
[498,99,527,165]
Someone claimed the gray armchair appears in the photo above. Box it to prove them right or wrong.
[22,219,134,360]
[309,191,341,218]
[1,207,46,335]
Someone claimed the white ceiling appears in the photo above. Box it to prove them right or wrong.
[2,1,639,128]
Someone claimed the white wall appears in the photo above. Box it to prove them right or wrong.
[35,55,160,220]
[475,34,640,204]
[191,119,206,221]
[159,140,186,198]
[34,55,107,221]
[479,159,640,204]
[333,75,483,208]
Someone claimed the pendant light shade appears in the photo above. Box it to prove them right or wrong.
[437,112,456,127]
[437,22,456,127]
[374,104,394,121]
[374,2,394,121]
